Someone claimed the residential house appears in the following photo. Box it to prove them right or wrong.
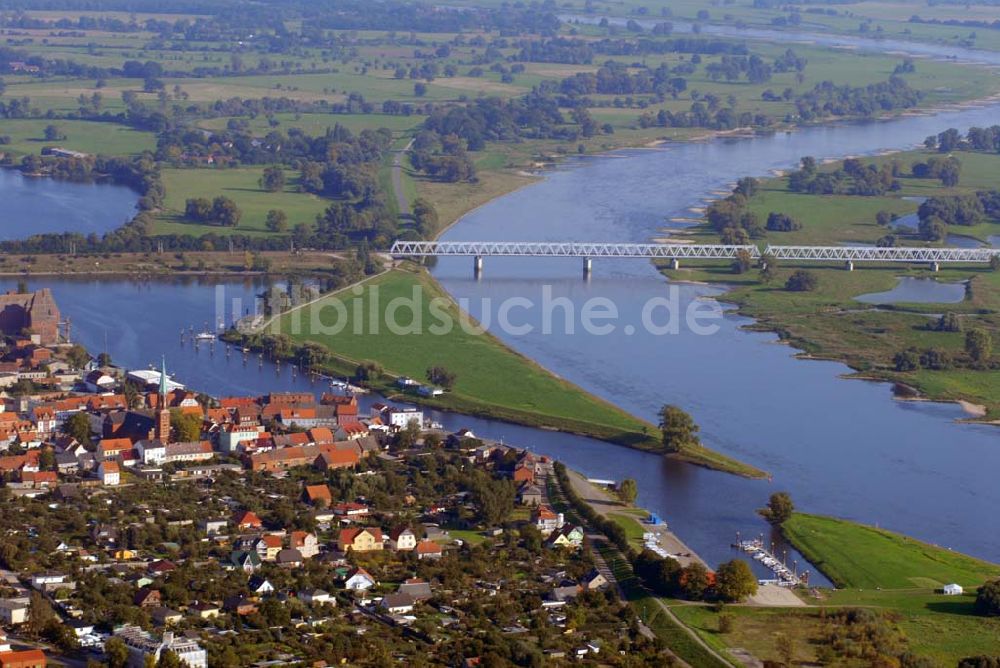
[303,484,332,507]
[315,448,359,471]
[414,541,443,560]
[163,441,213,463]
[546,525,585,550]
[0,649,47,668]
[136,440,166,466]
[338,527,382,553]
[232,510,262,530]
[298,589,333,605]
[0,600,29,625]
[532,506,564,536]
[248,576,274,596]
[386,408,424,430]
[380,593,415,616]
[389,528,417,552]
[222,597,256,615]
[97,460,120,486]
[335,422,369,441]
[98,438,132,461]
[229,551,261,573]
[583,570,609,591]
[115,625,206,668]
[517,484,543,506]
[150,607,182,626]
[343,568,376,591]
[276,549,303,568]
[84,370,116,393]
[188,602,220,619]
[254,535,284,562]
[397,578,433,602]
[332,501,369,521]
[289,531,318,559]
[134,588,162,609]
[199,519,228,536]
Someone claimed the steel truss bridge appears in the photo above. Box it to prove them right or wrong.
[389,241,1000,274]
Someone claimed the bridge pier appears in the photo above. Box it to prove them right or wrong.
[670,258,680,270]
[473,255,483,278]
[582,257,592,279]
[845,260,854,272]
[931,261,940,272]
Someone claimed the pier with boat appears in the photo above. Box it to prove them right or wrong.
[734,537,808,587]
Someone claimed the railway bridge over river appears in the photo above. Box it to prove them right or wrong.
[389,241,1000,276]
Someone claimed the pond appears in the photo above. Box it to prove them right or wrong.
[856,277,968,304]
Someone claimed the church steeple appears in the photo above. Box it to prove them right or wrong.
[156,356,171,444]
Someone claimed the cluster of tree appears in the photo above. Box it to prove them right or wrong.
[785,269,819,292]
[788,155,899,196]
[908,14,1000,31]
[560,60,688,97]
[409,130,477,183]
[421,93,604,149]
[758,491,794,525]
[634,550,758,602]
[705,184,767,243]
[590,37,750,57]
[793,76,922,121]
[639,101,770,131]
[766,212,802,232]
[306,0,559,35]
[184,196,242,227]
[705,54,774,84]
[976,579,1000,616]
[911,155,962,186]
[658,404,702,453]
[915,192,998,240]
[516,38,594,64]
[894,328,993,371]
[426,365,457,390]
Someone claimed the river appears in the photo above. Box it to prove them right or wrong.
[0,168,138,240]
[4,35,1000,577]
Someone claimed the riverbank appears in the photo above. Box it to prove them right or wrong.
[243,265,765,477]
[660,145,1000,418]
[0,249,350,278]
[672,512,1000,665]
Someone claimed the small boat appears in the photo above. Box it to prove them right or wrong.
[194,331,216,341]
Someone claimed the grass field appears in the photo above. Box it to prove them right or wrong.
[670,513,1000,666]
[0,119,156,157]
[783,513,1000,589]
[154,167,329,237]
[276,267,664,448]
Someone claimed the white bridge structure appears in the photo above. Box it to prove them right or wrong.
[390,240,1000,275]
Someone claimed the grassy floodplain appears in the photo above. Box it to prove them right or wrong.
[153,167,330,237]
[272,266,762,475]
[670,513,1000,666]
[667,147,1000,417]
[0,119,156,157]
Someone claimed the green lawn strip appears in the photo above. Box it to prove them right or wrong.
[782,513,1000,590]
[153,167,329,236]
[277,266,660,444]
[0,119,155,157]
[607,512,648,548]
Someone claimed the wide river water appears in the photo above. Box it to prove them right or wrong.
[3,34,1000,576]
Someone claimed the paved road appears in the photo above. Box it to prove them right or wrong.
[391,138,415,217]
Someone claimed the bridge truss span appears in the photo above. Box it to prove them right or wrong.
[390,241,760,259]
[763,245,1000,263]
